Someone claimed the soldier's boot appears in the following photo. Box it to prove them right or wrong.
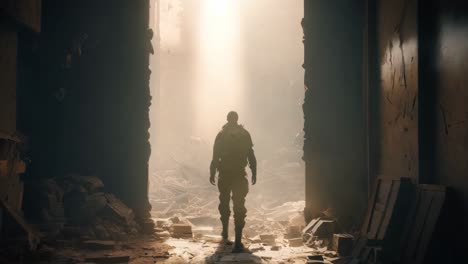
[232,226,244,253]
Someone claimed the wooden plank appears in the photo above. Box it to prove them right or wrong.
[367,180,391,238]
[406,191,433,256]
[401,185,446,264]
[414,192,442,263]
[361,179,381,236]
[355,177,415,263]
[363,177,412,240]
[376,180,398,239]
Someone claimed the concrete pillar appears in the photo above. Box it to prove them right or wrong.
[302,0,365,224]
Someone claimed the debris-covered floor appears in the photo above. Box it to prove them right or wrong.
[30,231,340,264]
[142,141,346,263]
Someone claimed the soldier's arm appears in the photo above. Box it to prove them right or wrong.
[247,148,257,175]
[246,132,257,183]
[210,133,221,178]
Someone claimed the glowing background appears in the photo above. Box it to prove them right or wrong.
[195,0,245,141]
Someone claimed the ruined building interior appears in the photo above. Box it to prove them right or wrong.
[1,0,467,263]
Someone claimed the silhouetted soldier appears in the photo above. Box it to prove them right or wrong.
[210,111,257,253]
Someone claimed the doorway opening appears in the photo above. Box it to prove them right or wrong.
[148,0,305,260]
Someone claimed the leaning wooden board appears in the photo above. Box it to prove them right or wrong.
[360,177,413,241]
[399,185,446,264]
[351,178,446,264]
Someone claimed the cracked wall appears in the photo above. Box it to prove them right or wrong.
[369,0,468,258]
[374,0,419,182]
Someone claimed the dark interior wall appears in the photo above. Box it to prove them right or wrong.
[303,0,366,223]
[419,0,468,255]
[0,24,17,135]
[17,0,152,219]
[430,0,468,236]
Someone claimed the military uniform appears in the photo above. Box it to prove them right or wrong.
[210,122,256,249]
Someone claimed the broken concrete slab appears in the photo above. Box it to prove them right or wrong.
[172,224,192,233]
[248,235,262,243]
[271,245,281,251]
[186,216,218,227]
[156,231,171,238]
[172,224,192,238]
[286,225,302,238]
[259,234,276,244]
[289,237,303,247]
[100,194,135,225]
[170,216,180,224]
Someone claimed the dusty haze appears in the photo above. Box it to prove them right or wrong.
[149,0,305,211]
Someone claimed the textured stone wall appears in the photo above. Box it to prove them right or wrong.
[17,0,152,220]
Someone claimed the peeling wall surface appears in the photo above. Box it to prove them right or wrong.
[17,0,152,219]
[303,0,365,223]
[375,0,419,181]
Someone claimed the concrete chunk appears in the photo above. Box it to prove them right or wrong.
[286,225,302,238]
[288,237,303,247]
[259,234,276,244]
[172,224,192,238]
[101,194,134,225]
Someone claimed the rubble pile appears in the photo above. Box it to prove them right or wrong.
[147,141,364,262]
[24,174,140,241]
[149,164,307,240]
[149,140,306,240]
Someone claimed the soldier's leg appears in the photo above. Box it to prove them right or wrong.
[217,177,232,240]
[232,177,249,251]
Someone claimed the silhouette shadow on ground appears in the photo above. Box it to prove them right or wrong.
[204,242,263,263]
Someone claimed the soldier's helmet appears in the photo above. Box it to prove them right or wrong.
[227,111,239,123]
